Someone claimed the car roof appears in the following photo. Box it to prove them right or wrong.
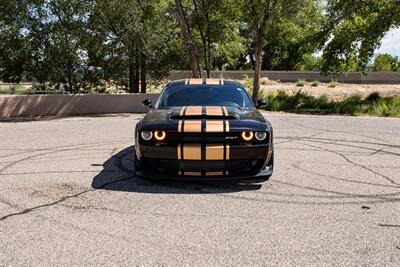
[167,78,242,87]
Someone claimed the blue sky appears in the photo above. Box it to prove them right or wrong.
[375,28,400,57]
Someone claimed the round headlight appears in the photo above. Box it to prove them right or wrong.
[255,132,267,141]
[141,131,153,141]
[241,131,254,141]
[154,131,166,141]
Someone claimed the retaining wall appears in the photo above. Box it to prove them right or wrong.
[170,71,400,84]
[0,94,159,118]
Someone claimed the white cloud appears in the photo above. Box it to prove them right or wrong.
[374,28,400,57]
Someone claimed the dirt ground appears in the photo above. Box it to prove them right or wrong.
[261,81,400,100]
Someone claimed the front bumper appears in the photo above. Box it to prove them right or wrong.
[135,164,273,181]
[135,143,273,181]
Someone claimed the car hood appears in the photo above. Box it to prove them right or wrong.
[139,106,270,132]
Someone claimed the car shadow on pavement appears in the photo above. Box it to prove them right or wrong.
[91,146,263,194]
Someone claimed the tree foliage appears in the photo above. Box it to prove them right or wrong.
[0,0,399,95]
[320,0,400,73]
[372,53,399,72]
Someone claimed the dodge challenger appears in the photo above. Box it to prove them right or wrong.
[134,78,274,182]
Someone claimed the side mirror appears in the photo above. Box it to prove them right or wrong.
[256,99,268,109]
[142,98,153,109]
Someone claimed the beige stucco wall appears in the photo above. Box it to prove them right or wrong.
[0,94,160,118]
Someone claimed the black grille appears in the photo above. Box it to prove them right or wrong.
[143,159,263,172]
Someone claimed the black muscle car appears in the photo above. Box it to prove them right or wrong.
[134,78,274,182]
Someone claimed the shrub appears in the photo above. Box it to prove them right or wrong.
[311,80,319,87]
[262,91,400,117]
[242,75,266,100]
[260,77,270,85]
[242,75,253,92]
[296,79,305,87]
[328,80,337,88]
[365,91,381,103]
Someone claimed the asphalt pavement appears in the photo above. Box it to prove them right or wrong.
[0,112,399,266]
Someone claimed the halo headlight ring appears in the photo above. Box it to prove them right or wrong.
[154,131,166,141]
[141,131,153,141]
[241,131,254,141]
[255,132,267,141]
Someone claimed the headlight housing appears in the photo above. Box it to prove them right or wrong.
[255,132,267,141]
[141,131,153,141]
[154,131,166,141]
[241,131,254,141]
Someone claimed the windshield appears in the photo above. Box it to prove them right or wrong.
[156,85,254,109]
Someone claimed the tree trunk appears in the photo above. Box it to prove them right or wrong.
[140,53,146,93]
[128,44,135,93]
[206,39,211,78]
[205,1,212,78]
[128,60,135,93]
[69,82,73,94]
[134,54,140,93]
[175,0,201,78]
[193,0,211,78]
[252,30,263,104]
[252,0,274,103]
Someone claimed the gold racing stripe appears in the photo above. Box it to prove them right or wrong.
[206,144,224,160]
[185,106,202,116]
[180,106,186,116]
[177,144,182,160]
[183,144,201,160]
[206,78,220,85]
[205,144,230,161]
[222,106,228,116]
[177,106,185,132]
[206,120,224,132]
[189,78,203,85]
[177,120,183,132]
[206,106,223,116]
[183,120,202,132]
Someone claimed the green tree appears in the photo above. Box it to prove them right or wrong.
[88,0,183,92]
[261,0,324,71]
[320,0,400,73]
[174,0,244,77]
[191,0,244,77]
[372,53,398,72]
[0,0,32,82]
[0,0,94,93]
[244,0,306,102]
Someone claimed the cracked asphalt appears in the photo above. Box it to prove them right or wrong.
[0,112,399,266]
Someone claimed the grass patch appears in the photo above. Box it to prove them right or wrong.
[242,76,267,99]
[328,80,337,88]
[296,79,305,87]
[311,80,319,87]
[264,91,400,117]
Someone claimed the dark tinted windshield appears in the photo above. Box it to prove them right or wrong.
[156,85,253,109]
